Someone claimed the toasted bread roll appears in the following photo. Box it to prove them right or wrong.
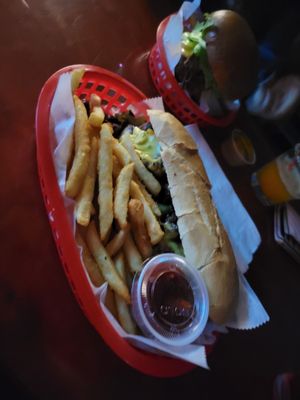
[149,110,238,324]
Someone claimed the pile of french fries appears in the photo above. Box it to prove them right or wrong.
[65,77,164,334]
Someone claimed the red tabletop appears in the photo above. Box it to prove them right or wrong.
[1,1,300,399]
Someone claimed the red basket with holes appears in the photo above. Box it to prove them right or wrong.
[35,65,217,377]
[35,64,216,377]
[149,16,237,128]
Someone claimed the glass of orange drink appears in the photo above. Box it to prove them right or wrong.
[251,144,300,206]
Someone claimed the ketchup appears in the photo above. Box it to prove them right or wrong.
[131,253,209,345]
[148,268,195,330]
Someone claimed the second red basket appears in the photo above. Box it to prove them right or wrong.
[148,16,237,128]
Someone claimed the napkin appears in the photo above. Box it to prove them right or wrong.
[163,0,201,72]
[50,73,75,195]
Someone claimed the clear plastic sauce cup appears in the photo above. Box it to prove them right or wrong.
[131,253,209,346]
[221,129,256,166]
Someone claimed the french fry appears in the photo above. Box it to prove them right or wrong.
[86,222,130,303]
[130,181,164,245]
[98,123,114,242]
[125,268,134,289]
[113,141,160,219]
[65,95,91,198]
[75,229,104,287]
[88,123,100,140]
[71,69,85,93]
[66,134,75,178]
[123,232,143,273]
[113,156,159,223]
[112,139,132,166]
[114,252,127,281]
[113,157,161,223]
[89,107,105,128]
[121,133,161,196]
[133,174,161,217]
[112,155,122,179]
[106,225,130,258]
[105,286,118,319]
[114,252,137,334]
[89,93,101,109]
[114,163,134,228]
[75,136,98,226]
[88,95,104,129]
[128,199,152,259]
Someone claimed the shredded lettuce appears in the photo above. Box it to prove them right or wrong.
[181,14,214,57]
[181,14,218,93]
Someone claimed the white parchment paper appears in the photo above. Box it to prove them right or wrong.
[163,0,201,72]
[49,72,269,369]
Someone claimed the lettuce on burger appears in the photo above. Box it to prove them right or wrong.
[175,10,259,116]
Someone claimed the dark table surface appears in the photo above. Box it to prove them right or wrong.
[1,1,300,399]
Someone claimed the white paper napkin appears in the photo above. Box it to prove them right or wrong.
[163,0,201,72]
[50,73,75,194]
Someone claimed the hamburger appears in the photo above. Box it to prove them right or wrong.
[175,10,259,116]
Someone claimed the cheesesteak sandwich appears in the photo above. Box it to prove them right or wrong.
[148,110,239,324]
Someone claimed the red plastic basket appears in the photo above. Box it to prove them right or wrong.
[149,16,237,128]
[35,64,217,377]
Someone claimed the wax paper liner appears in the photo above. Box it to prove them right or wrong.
[49,72,269,369]
[163,0,201,72]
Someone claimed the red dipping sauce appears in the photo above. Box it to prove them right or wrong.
[131,253,209,346]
